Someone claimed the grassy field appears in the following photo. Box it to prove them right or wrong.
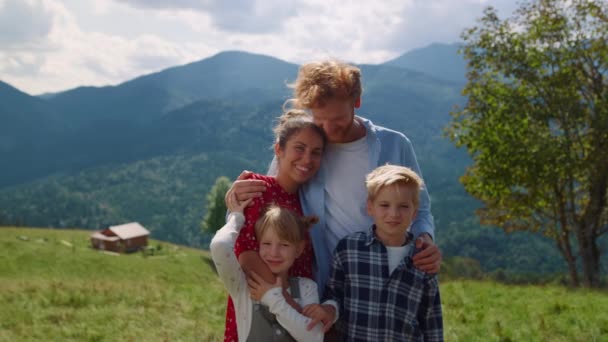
[1,227,607,341]
[0,227,226,341]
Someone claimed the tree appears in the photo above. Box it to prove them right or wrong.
[447,0,608,287]
[201,176,232,234]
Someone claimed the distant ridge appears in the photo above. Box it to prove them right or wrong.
[384,43,466,83]
[46,51,299,126]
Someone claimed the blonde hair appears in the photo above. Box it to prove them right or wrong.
[365,165,424,208]
[254,206,318,244]
[287,59,362,109]
[273,109,327,150]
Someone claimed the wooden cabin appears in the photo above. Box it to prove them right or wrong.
[90,222,150,253]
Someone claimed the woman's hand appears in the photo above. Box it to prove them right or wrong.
[247,270,281,301]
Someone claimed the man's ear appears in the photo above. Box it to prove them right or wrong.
[354,97,361,109]
[366,199,373,216]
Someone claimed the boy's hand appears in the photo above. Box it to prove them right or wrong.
[224,170,266,205]
[413,234,442,274]
[226,192,252,214]
[247,271,280,301]
[303,304,336,332]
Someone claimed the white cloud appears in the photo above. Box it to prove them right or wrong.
[0,0,520,95]
[0,0,54,48]
[0,0,196,94]
[382,0,519,54]
[118,0,299,33]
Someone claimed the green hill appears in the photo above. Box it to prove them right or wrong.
[383,43,467,83]
[2,227,607,341]
[0,227,226,341]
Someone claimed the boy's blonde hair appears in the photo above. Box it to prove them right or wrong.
[287,59,362,109]
[254,205,318,244]
[365,165,424,208]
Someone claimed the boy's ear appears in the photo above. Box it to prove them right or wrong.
[366,199,373,216]
[354,97,361,109]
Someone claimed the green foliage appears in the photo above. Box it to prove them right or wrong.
[202,176,232,234]
[448,0,608,287]
[0,154,263,248]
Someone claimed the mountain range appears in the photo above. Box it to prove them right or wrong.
[0,43,566,275]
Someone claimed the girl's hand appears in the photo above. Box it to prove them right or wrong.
[224,171,266,205]
[247,270,280,301]
[303,304,336,332]
[226,192,253,214]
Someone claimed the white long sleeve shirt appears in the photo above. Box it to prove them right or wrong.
[210,212,324,342]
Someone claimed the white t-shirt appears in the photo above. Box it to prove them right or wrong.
[322,136,371,253]
[386,244,413,274]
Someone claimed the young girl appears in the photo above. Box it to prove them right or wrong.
[222,109,327,341]
[210,197,324,341]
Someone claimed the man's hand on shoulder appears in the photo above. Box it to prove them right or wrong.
[412,233,442,274]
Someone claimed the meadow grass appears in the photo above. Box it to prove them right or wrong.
[1,227,607,341]
[442,281,608,341]
[0,227,226,341]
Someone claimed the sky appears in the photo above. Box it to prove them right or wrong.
[0,0,519,95]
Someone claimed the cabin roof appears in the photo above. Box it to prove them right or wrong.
[107,222,150,240]
[91,232,120,242]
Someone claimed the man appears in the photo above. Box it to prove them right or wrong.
[228,59,441,326]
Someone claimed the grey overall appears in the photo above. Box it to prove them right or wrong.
[247,278,300,342]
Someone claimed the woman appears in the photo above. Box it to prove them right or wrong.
[223,109,327,342]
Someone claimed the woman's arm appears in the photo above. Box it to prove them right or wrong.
[235,191,302,311]
[259,277,324,342]
[209,213,247,297]
[239,251,302,311]
[210,194,253,296]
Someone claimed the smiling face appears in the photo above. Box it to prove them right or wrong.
[258,226,304,276]
[367,184,417,247]
[310,98,360,143]
[275,126,324,193]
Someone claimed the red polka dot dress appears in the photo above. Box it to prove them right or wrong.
[223,174,314,342]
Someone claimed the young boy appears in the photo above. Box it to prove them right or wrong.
[306,164,443,341]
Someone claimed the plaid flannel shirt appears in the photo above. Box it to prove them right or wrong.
[325,226,443,341]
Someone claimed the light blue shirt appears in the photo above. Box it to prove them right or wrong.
[298,116,435,295]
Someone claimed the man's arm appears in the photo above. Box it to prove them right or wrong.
[400,136,434,240]
[398,136,441,273]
